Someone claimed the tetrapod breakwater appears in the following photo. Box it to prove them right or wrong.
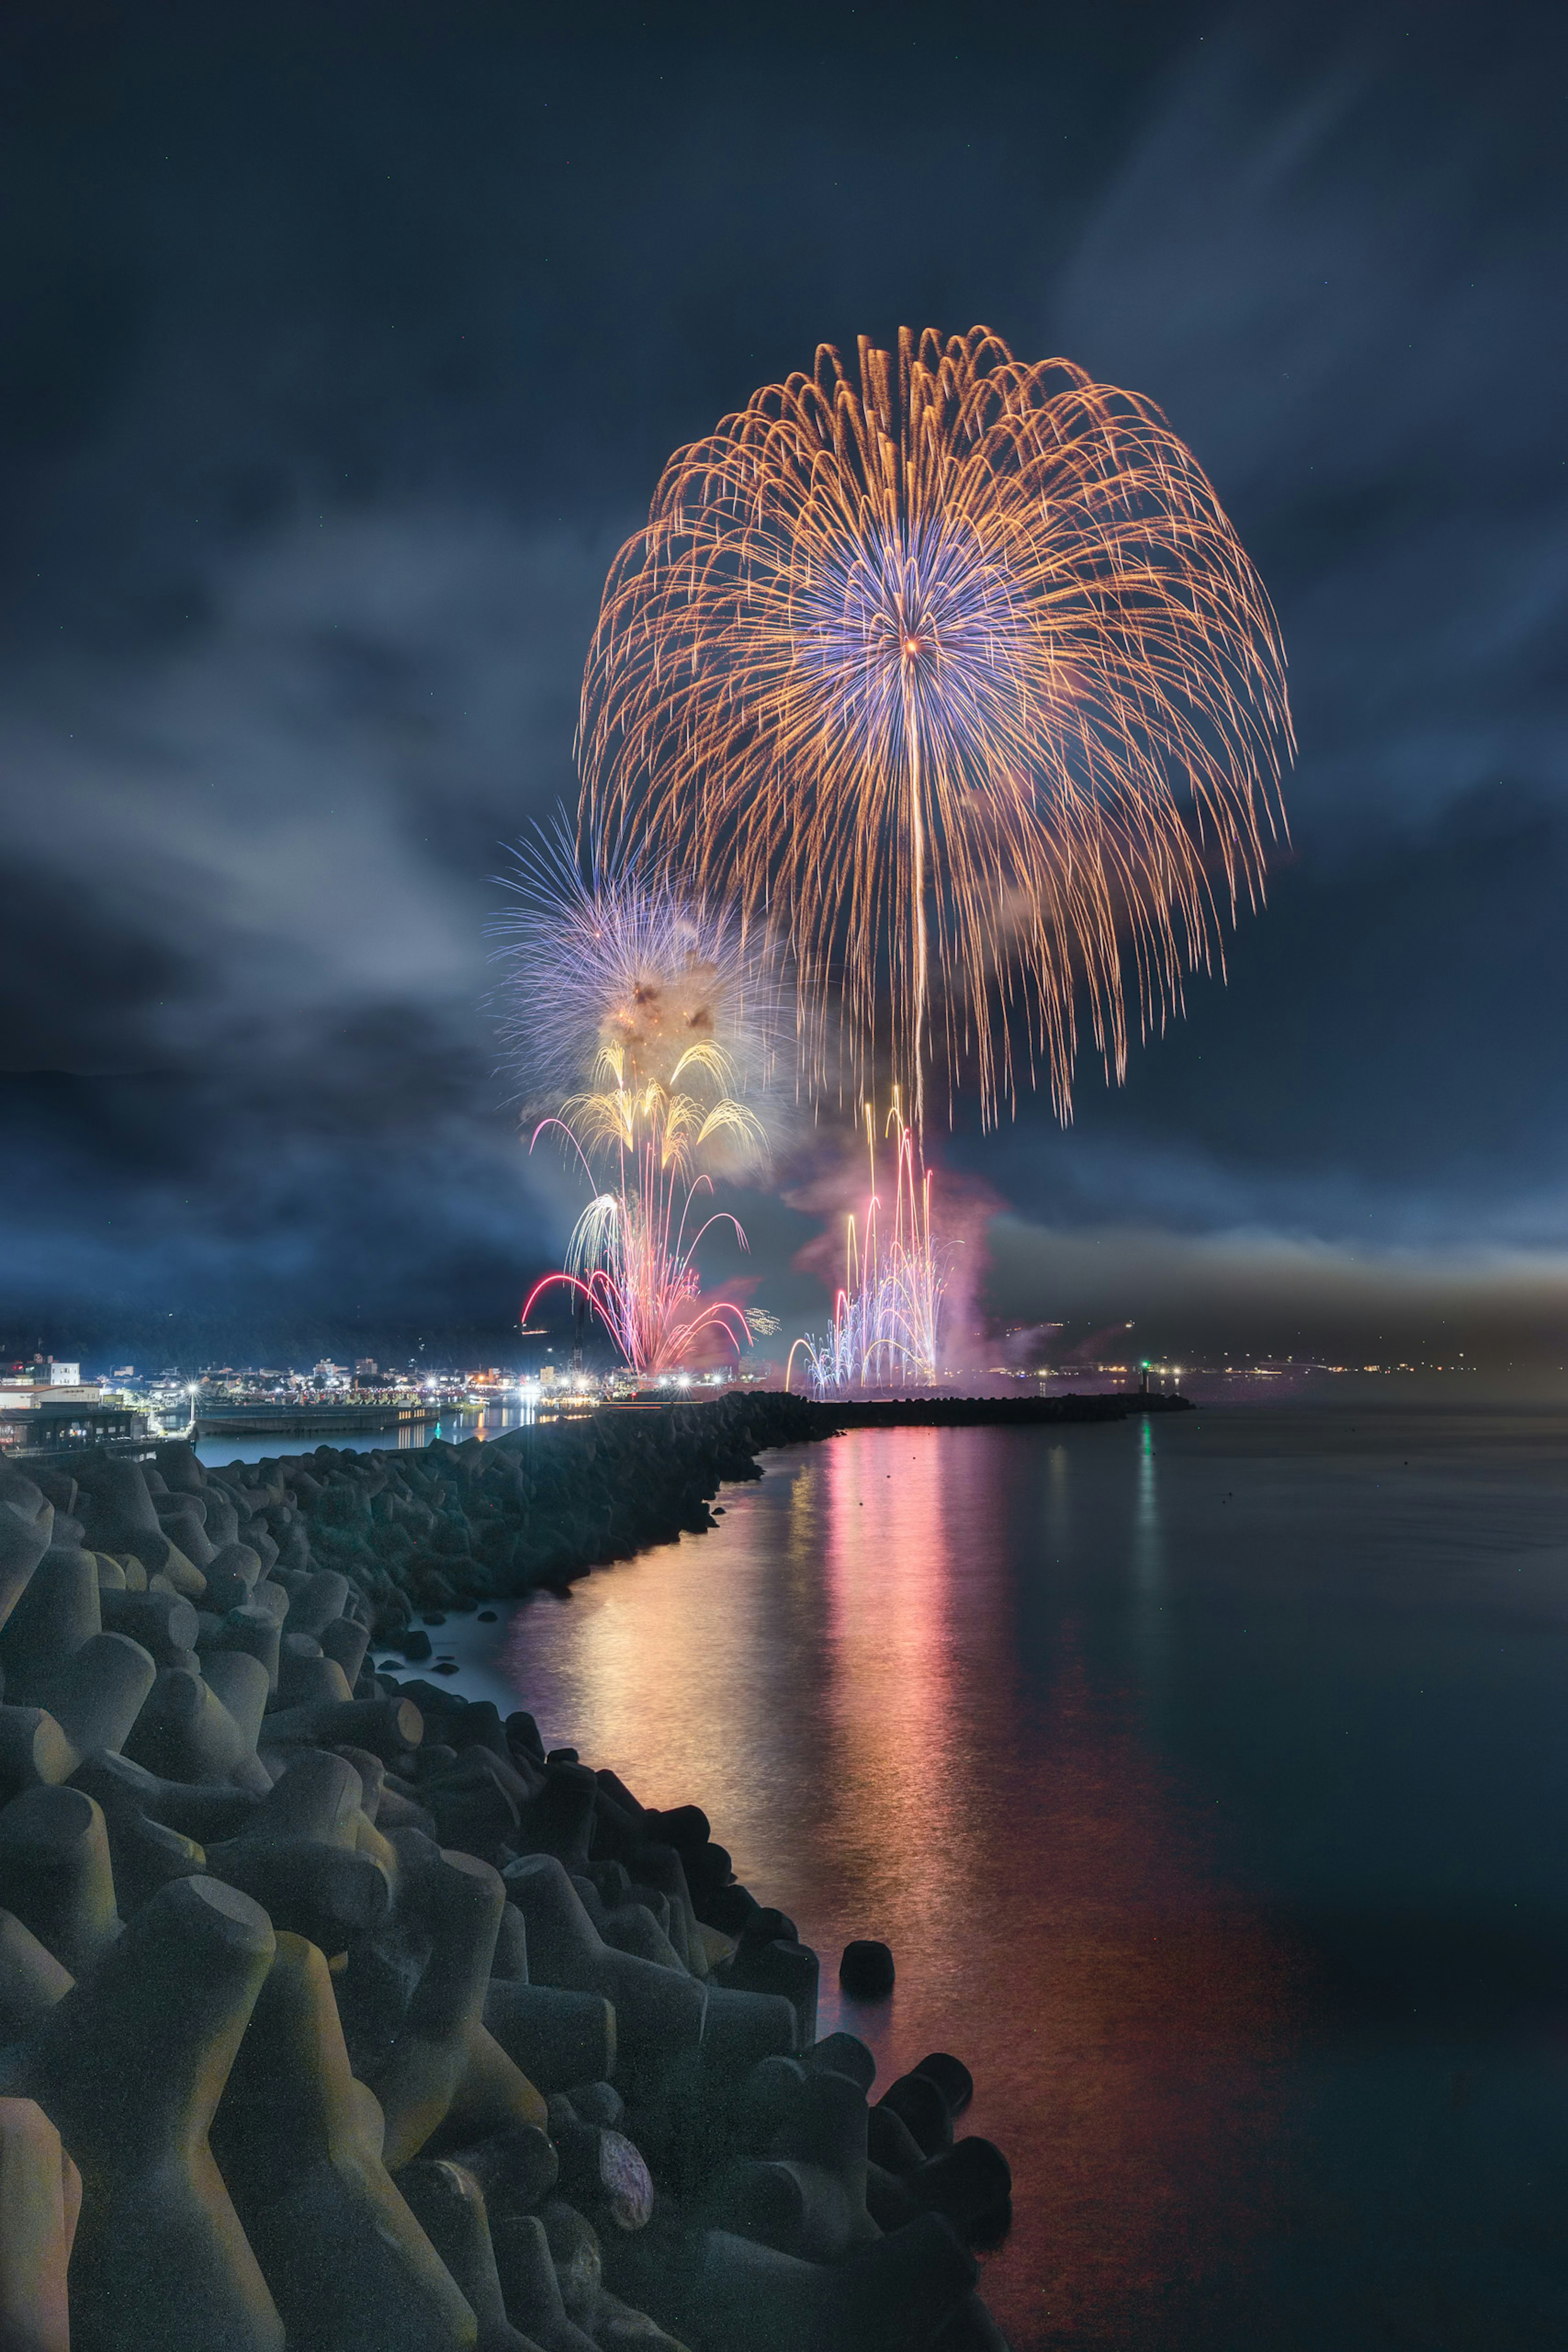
[267,1387,1189,1645]
[0,1405,1043,2347]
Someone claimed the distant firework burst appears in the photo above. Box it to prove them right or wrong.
[492,814,775,1134]
[521,1073,757,1378]
[788,1099,945,1397]
[521,1150,750,1379]
[581,325,1293,1126]
[497,832,764,1378]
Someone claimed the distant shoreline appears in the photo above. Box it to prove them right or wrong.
[785,1389,1193,1431]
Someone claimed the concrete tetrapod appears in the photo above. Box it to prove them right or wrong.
[276,1645,356,1711]
[71,1460,176,1578]
[544,2092,655,2235]
[710,1908,819,2046]
[2,1873,285,2352]
[705,2057,881,2263]
[802,2032,877,2093]
[67,1748,258,1847]
[0,1487,55,1634]
[0,1710,80,1807]
[206,1822,390,1950]
[684,2214,977,2352]
[320,1611,372,1687]
[282,1570,353,1639]
[0,2096,80,2352]
[0,1546,161,1770]
[99,1585,200,1667]
[259,1692,423,1765]
[209,1928,481,2352]
[0,1910,73,2043]
[235,1746,365,1844]
[503,1855,708,2087]
[361,1834,547,2169]
[622,1840,709,1979]
[200,1599,283,1693]
[124,1660,273,1791]
[0,1786,122,1979]
[152,1439,205,1496]
[397,2159,546,2352]
[877,2066,957,2155]
[202,1542,265,1616]
[839,1938,895,1998]
[38,1634,158,1766]
[0,1547,101,1694]
[599,1897,686,1973]
[0,1425,1023,2350]
[157,1500,216,1571]
[202,1750,394,1951]
[97,1799,205,1913]
[441,2121,559,2224]
[482,1978,618,2094]
[488,2213,599,2352]
[203,1648,274,1753]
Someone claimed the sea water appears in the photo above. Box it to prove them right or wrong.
[415,1406,1568,2347]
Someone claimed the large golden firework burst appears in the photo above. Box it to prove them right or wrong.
[580,325,1293,1126]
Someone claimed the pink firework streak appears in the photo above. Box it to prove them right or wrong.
[523,1116,751,1378]
[787,1102,944,1396]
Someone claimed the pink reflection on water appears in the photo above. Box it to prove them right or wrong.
[806,1432,1296,2344]
[498,1427,1298,2347]
[816,1428,976,1964]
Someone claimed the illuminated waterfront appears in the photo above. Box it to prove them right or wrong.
[431,1404,1568,2348]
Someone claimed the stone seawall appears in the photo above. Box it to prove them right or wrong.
[0,1416,1017,2348]
[278,1387,1189,1648]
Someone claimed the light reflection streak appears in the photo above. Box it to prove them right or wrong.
[1132,1413,1167,1683]
[495,1424,1294,2342]
[817,1431,975,2037]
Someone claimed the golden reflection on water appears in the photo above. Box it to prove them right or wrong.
[817,1431,977,1964]
[501,1427,1295,2346]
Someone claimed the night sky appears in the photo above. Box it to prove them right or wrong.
[4,1,1566,1376]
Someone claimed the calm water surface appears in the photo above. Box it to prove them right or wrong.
[426,1406,1568,2349]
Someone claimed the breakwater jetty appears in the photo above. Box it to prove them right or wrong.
[270,1387,1192,1646]
[0,1396,1172,2345]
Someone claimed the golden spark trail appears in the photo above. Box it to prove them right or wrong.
[494,827,768,1378]
[580,325,1293,1128]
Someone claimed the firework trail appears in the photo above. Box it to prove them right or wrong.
[788,1099,946,1397]
[581,326,1292,1129]
[495,824,764,1376]
[521,1144,751,1379]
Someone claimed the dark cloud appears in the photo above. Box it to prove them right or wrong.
[987,1217,1568,1384]
[960,780,1568,1244]
[0,0,1562,1371]
[950,4,1568,1371]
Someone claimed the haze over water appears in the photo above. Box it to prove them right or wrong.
[437,1407,1568,2348]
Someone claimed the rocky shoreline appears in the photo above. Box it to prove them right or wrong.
[269,1386,1186,1649]
[0,1413,1019,2347]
